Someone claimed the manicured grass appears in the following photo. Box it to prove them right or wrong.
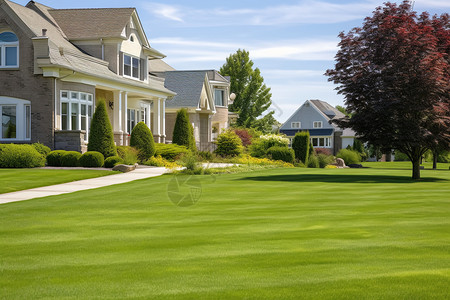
[0,169,117,194]
[1,164,449,299]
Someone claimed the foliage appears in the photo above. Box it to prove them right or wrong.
[46,150,67,167]
[337,149,361,165]
[326,1,450,179]
[0,144,45,168]
[394,151,410,161]
[325,164,338,169]
[317,154,335,168]
[116,146,139,165]
[292,131,310,164]
[252,111,278,134]
[233,128,253,147]
[220,49,274,129]
[88,100,117,158]
[104,156,124,168]
[236,154,294,168]
[266,146,295,164]
[155,143,189,161]
[32,143,51,157]
[215,130,243,157]
[307,154,320,168]
[197,151,214,161]
[352,139,368,161]
[315,148,332,156]
[79,151,105,168]
[60,151,81,167]
[173,109,196,151]
[145,155,180,169]
[249,134,289,158]
[130,122,156,161]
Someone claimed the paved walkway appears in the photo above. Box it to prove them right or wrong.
[0,166,167,205]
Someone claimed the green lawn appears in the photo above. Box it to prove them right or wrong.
[1,164,449,299]
[0,169,117,194]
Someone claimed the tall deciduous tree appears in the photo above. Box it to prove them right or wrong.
[326,1,449,180]
[220,49,274,129]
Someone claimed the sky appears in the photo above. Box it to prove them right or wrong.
[14,0,450,122]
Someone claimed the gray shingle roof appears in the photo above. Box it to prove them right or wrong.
[310,99,346,120]
[162,71,208,108]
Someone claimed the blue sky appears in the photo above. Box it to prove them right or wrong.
[15,0,450,122]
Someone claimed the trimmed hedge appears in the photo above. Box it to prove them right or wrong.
[88,100,117,158]
[46,150,67,167]
[104,156,124,168]
[155,143,189,160]
[292,131,310,164]
[0,144,46,168]
[79,151,104,167]
[173,108,196,151]
[130,122,156,161]
[266,146,295,163]
[32,143,51,157]
[215,130,242,157]
[337,149,361,165]
[60,151,82,167]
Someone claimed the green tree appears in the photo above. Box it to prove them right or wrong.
[88,100,117,158]
[173,109,196,151]
[220,49,274,129]
[292,131,310,164]
[130,122,156,161]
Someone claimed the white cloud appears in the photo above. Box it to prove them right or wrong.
[414,0,450,8]
[142,3,184,22]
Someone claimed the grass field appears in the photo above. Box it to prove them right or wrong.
[1,163,449,299]
[0,169,117,194]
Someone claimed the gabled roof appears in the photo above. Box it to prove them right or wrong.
[162,71,210,108]
[309,99,345,121]
[48,8,135,40]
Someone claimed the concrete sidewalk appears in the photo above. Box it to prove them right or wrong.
[0,166,167,205]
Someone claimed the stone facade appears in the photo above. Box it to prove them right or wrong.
[54,130,87,152]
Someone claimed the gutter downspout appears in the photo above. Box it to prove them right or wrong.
[101,38,104,60]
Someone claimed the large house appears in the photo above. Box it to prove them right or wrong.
[0,0,176,151]
[280,100,355,155]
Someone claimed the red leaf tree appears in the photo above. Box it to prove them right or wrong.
[326,1,449,179]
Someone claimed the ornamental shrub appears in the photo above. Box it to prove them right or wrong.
[79,151,104,167]
[116,146,139,165]
[130,122,156,161]
[307,154,320,168]
[0,144,45,168]
[173,109,196,151]
[46,150,67,166]
[317,154,334,168]
[266,146,295,164]
[60,151,81,167]
[233,128,253,147]
[292,131,310,164]
[155,143,189,161]
[32,142,51,157]
[104,156,124,168]
[88,100,117,158]
[215,130,243,157]
[249,134,289,157]
[337,149,361,165]
[394,151,409,161]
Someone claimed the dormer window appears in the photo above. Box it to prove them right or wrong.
[130,36,134,42]
[124,54,139,79]
[0,32,19,68]
[313,121,323,128]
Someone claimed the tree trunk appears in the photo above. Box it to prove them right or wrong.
[433,149,438,170]
[412,156,421,180]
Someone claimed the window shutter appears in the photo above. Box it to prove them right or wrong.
[140,58,145,81]
[119,51,123,76]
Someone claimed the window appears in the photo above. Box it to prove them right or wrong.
[313,121,323,128]
[291,122,301,129]
[60,91,93,141]
[0,32,19,68]
[311,137,331,148]
[214,89,225,106]
[127,109,136,133]
[124,54,140,79]
[0,97,31,140]
[127,104,150,133]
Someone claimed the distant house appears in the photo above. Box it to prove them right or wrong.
[280,100,355,155]
[0,0,175,151]
[153,70,232,151]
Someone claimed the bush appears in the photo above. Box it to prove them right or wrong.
[317,154,334,168]
[130,122,156,161]
[249,134,289,158]
[337,149,361,165]
[46,150,67,166]
[32,143,51,157]
[145,155,180,169]
[394,151,410,161]
[79,151,104,167]
[60,151,81,167]
[0,144,46,168]
[197,151,214,161]
[233,128,253,147]
[352,139,368,161]
[215,130,243,157]
[173,108,196,151]
[104,156,124,168]
[155,143,189,161]
[266,146,295,164]
[307,154,320,168]
[88,100,117,158]
[116,146,139,165]
[315,148,332,156]
[292,131,310,163]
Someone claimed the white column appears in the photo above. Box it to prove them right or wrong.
[122,92,128,133]
[113,91,121,133]
[160,98,166,143]
[153,98,161,143]
[118,92,122,132]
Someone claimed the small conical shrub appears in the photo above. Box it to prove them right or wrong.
[88,100,117,158]
[130,122,156,161]
[292,131,310,164]
[173,108,196,151]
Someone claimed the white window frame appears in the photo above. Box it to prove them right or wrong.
[311,136,331,148]
[60,91,93,141]
[291,122,301,129]
[313,121,323,128]
[0,32,19,68]
[123,53,140,79]
[0,97,31,141]
[214,89,225,107]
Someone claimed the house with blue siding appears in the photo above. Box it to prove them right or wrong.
[280,99,355,155]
